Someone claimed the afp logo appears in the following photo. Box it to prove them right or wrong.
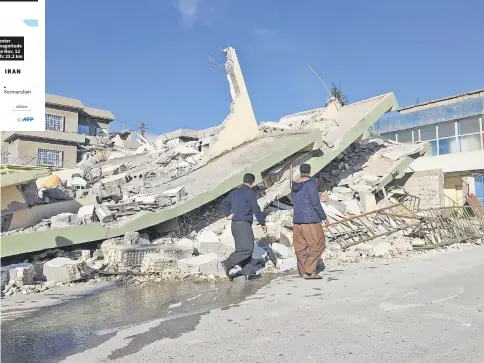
[17,117,34,122]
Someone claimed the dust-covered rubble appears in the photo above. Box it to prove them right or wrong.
[2,198,482,297]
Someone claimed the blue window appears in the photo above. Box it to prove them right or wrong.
[429,140,438,156]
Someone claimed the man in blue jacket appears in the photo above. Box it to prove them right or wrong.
[292,164,329,279]
[221,173,267,280]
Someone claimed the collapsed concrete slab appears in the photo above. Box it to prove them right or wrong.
[205,47,259,161]
[259,93,399,209]
[1,48,399,258]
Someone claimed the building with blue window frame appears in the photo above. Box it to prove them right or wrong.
[373,89,484,205]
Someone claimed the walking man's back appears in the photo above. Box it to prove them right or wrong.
[291,163,328,279]
[220,173,267,280]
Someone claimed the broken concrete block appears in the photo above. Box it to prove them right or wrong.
[271,243,291,258]
[135,195,157,204]
[43,257,84,283]
[50,213,78,228]
[1,263,35,287]
[104,244,169,267]
[219,228,235,248]
[173,238,195,259]
[279,228,293,247]
[85,258,105,271]
[92,249,103,259]
[198,242,234,258]
[138,233,151,245]
[177,253,220,275]
[197,230,220,244]
[344,198,362,215]
[124,231,140,245]
[359,191,377,213]
[204,218,229,235]
[77,205,96,220]
[162,186,187,202]
[411,239,426,247]
[100,172,130,187]
[100,237,124,256]
[140,253,178,273]
[95,205,114,223]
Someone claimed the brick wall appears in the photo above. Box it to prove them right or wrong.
[392,169,444,209]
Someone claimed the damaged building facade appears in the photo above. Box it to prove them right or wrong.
[0,94,116,168]
[374,89,484,206]
[1,47,483,296]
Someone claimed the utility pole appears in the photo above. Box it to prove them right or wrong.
[140,122,146,137]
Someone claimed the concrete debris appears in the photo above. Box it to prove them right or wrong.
[3,47,483,294]
[177,253,222,276]
[124,231,141,245]
[162,186,187,202]
[140,253,178,274]
[43,257,85,283]
[173,238,195,259]
[197,230,220,244]
[95,205,114,223]
[1,263,35,287]
[77,205,96,220]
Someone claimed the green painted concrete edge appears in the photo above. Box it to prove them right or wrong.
[1,130,322,257]
[1,169,51,188]
[1,224,107,257]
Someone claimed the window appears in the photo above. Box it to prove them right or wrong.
[459,116,480,135]
[459,134,482,152]
[397,129,413,142]
[37,148,62,167]
[382,132,397,141]
[95,127,106,136]
[45,113,64,131]
[1,152,8,164]
[420,125,436,141]
[78,124,90,135]
[438,138,459,155]
[429,140,438,156]
[437,121,456,138]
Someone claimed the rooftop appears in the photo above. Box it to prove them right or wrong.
[45,94,116,121]
[397,89,484,113]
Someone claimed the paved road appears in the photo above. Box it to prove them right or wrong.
[2,247,484,362]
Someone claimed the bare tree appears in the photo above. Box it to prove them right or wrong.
[330,82,348,106]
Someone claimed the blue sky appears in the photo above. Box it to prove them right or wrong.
[46,0,484,134]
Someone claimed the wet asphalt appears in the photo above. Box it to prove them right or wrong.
[1,275,277,363]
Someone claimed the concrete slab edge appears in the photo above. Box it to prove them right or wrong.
[1,130,322,257]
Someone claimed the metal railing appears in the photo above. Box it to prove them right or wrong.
[325,203,422,249]
[325,203,484,250]
[413,206,484,248]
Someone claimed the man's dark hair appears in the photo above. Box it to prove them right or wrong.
[243,173,256,184]
[300,163,311,175]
